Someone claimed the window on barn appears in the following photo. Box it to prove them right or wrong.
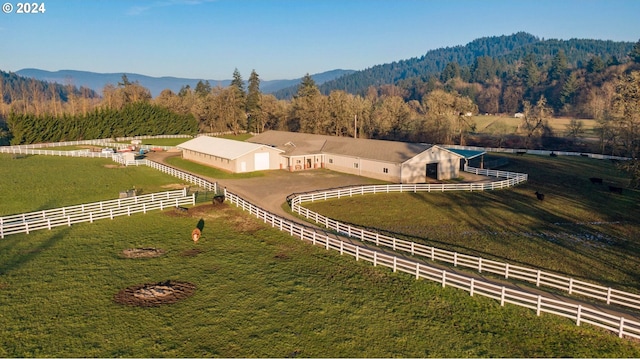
[383,168,388,173]
[354,163,359,168]
[328,158,333,164]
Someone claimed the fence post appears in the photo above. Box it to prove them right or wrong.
[537,295,542,316]
[415,263,420,279]
[536,270,541,287]
[568,278,573,295]
[500,287,506,306]
[470,278,474,296]
[442,271,446,288]
[576,305,582,326]
[393,257,397,272]
[355,246,359,261]
[607,287,612,305]
[454,252,458,267]
[373,252,377,267]
[619,317,625,338]
[505,263,509,279]
[340,241,344,255]
[478,257,482,273]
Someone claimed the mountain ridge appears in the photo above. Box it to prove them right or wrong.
[14,68,356,98]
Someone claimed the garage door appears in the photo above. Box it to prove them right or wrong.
[254,152,270,171]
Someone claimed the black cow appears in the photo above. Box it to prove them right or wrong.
[589,177,603,184]
[535,191,545,201]
[609,186,623,194]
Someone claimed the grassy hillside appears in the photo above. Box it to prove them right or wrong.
[1,154,639,356]
[304,154,640,293]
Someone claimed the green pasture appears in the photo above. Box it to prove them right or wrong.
[472,115,598,137]
[1,207,639,357]
[1,153,640,356]
[303,154,640,293]
[0,155,189,215]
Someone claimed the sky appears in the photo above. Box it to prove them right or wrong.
[1,0,639,81]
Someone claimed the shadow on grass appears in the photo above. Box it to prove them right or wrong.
[0,228,69,275]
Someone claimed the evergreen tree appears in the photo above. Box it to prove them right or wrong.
[246,70,262,133]
[630,39,640,63]
[548,50,568,82]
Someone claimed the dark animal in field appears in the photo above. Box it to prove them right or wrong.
[535,191,545,201]
[609,186,623,194]
[550,152,557,157]
[589,177,603,184]
[516,151,527,156]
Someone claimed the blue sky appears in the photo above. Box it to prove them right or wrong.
[2,0,639,81]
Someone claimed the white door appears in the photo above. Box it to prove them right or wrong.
[240,161,246,172]
[254,152,270,171]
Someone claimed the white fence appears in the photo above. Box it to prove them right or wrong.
[288,167,640,312]
[224,188,640,340]
[0,146,114,158]
[444,144,631,161]
[0,189,194,238]
[143,160,217,192]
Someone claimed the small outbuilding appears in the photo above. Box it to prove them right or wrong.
[177,136,284,173]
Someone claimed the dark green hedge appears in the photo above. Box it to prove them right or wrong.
[6,102,198,145]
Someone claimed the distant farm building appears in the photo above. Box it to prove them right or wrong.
[177,136,284,173]
[176,131,484,183]
[247,131,471,183]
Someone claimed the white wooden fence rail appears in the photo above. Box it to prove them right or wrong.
[142,160,217,192]
[0,189,194,238]
[444,144,630,161]
[287,167,640,312]
[224,188,640,340]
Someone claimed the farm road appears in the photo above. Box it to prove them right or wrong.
[145,151,640,325]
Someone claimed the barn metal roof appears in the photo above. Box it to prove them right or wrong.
[445,148,486,159]
[248,131,456,163]
[177,136,282,160]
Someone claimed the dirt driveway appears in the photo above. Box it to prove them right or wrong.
[147,150,494,222]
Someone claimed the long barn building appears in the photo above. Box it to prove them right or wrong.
[178,131,474,183]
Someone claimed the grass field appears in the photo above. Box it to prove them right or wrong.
[304,154,640,293]
[472,115,599,137]
[0,155,191,216]
[1,154,640,357]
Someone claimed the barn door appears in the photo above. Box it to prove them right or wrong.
[426,163,438,180]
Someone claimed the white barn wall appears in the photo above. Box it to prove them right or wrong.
[402,147,461,182]
[325,154,402,182]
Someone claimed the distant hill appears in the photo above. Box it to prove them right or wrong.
[312,32,635,96]
[15,68,356,98]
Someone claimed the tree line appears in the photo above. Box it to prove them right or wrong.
[1,39,639,159]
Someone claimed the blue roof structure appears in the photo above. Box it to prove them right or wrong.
[446,148,486,159]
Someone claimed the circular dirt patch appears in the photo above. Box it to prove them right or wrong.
[114,280,196,307]
[122,248,165,259]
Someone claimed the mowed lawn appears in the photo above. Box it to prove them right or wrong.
[1,154,640,357]
[304,154,640,293]
[0,154,190,216]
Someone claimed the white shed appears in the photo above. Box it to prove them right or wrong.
[177,136,284,173]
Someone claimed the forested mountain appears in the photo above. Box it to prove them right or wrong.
[1,70,99,114]
[308,32,634,97]
[15,68,355,98]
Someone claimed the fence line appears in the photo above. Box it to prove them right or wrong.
[287,167,640,312]
[142,160,218,192]
[224,188,640,340]
[0,189,194,238]
[444,144,631,161]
